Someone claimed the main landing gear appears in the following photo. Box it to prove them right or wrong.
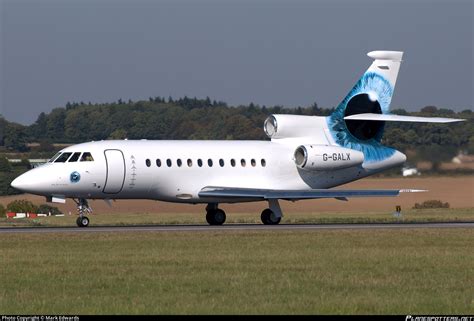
[205,199,283,226]
[261,208,281,225]
[206,203,226,225]
[261,199,283,225]
[73,198,92,227]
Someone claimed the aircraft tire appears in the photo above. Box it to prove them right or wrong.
[206,211,216,225]
[270,216,281,225]
[206,209,226,225]
[77,216,90,227]
[261,209,281,225]
[261,209,271,225]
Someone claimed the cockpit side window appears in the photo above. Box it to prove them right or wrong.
[68,152,82,162]
[48,152,62,163]
[54,152,72,163]
[80,152,94,162]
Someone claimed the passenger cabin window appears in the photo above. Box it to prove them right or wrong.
[49,152,62,163]
[156,159,161,167]
[177,159,182,167]
[261,159,266,167]
[241,159,246,167]
[68,152,82,162]
[219,159,224,167]
[187,159,193,167]
[208,159,213,167]
[231,159,236,167]
[167,159,172,167]
[251,159,256,167]
[146,159,151,167]
[198,159,203,167]
[55,152,72,163]
[80,152,94,162]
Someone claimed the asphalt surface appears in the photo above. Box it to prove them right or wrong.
[0,222,472,233]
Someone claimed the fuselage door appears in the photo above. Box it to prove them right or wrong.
[103,149,125,194]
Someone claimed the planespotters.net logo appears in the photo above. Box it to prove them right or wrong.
[406,316,473,321]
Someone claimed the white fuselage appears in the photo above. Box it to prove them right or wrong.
[11,116,406,204]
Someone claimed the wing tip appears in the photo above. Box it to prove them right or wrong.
[399,189,428,193]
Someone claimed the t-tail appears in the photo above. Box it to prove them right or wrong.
[326,50,465,168]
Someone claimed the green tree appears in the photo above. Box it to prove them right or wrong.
[46,108,67,140]
[38,139,55,152]
[28,112,48,140]
[0,154,12,172]
[37,204,62,215]
[0,117,6,146]
[418,144,458,171]
[64,108,92,141]
[7,200,38,213]
[468,136,474,154]
[0,204,5,217]
[109,128,128,140]
[20,158,31,168]
[4,123,29,152]
[420,106,438,114]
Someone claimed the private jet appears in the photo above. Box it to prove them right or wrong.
[11,50,464,227]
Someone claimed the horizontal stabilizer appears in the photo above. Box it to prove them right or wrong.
[199,186,426,201]
[344,113,465,123]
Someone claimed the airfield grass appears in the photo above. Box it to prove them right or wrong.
[0,207,473,227]
[0,228,473,314]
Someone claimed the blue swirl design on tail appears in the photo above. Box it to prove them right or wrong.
[327,72,396,163]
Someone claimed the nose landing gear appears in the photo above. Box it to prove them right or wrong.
[73,198,92,227]
[76,216,90,228]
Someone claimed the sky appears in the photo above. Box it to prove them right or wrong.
[0,0,472,125]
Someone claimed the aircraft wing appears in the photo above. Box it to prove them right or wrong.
[344,113,465,123]
[199,186,425,201]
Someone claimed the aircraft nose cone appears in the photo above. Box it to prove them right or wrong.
[11,173,28,191]
[10,167,56,195]
[10,170,43,194]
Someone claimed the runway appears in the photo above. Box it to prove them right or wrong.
[0,222,473,234]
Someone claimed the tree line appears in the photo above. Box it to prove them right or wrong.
[1,96,473,160]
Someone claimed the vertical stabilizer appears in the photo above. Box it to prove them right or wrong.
[326,50,404,164]
[366,51,403,90]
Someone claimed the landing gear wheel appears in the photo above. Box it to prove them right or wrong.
[74,198,92,227]
[261,209,281,225]
[76,216,90,227]
[206,211,216,225]
[206,209,226,225]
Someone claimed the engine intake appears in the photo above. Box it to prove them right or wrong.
[263,114,326,139]
[294,145,364,170]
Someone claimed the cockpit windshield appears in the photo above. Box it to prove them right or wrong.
[80,152,94,162]
[50,151,94,163]
[68,152,82,162]
[48,152,62,163]
[54,152,73,163]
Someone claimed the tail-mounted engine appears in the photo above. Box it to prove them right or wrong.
[264,114,326,139]
[294,145,364,171]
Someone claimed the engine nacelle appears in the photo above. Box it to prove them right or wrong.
[264,114,325,139]
[294,145,364,170]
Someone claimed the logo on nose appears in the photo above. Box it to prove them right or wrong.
[70,171,81,183]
